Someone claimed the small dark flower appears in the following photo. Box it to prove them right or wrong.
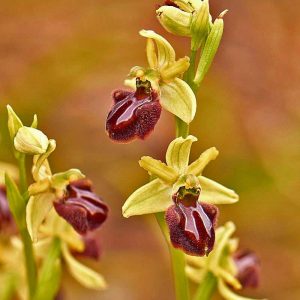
[0,185,13,230]
[73,235,101,260]
[165,187,218,256]
[54,179,108,235]
[106,78,162,143]
[234,250,260,288]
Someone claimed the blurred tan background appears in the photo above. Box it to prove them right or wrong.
[0,0,299,299]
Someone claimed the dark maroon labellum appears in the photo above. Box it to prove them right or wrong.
[106,78,162,143]
[165,187,218,256]
[164,0,180,8]
[0,185,12,230]
[234,250,260,289]
[73,235,101,260]
[54,179,108,235]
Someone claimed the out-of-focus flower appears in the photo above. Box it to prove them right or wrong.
[106,78,162,142]
[186,222,265,300]
[37,210,107,290]
[234,250,260,289]
[125,30,196,125]
[122,135,238,256]
[53,179,108,235]
[0,186,11,228]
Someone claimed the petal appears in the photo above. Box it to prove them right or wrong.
[166,135,197,173]
[139,156,178,184]
[218,279,266,300]
[62,243,106,290]
[160,78,196,124]
[216,267,242,290]
[187,147,219,176]
[26,193,55,242]
[140,29,175,69]
[199,176,239,205]
[122,179,172,218]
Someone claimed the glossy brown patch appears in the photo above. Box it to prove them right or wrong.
[54,179,108,235]
[106,79,161,143]
[166,189,218,256]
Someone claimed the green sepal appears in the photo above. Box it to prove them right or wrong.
[160,78,196,124]
[198,176,239,205]
[7,105,23,141]
[122,179,172,218]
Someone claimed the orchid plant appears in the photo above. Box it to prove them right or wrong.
[0,106,108,300]
[106,0,266,300]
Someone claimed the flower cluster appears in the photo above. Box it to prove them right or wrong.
[186,222,264,300]
[0,106,110,299]
[123,135,238,256]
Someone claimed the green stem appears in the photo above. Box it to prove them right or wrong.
[193,272,217,300]
[18,154,27,196]
[155,212,190,300]
[186,49,198,93]
[20,228,37,299]
[175,117,189,138]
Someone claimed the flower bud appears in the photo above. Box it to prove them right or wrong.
[156,6,192,37]
[190,0,210,51]
[14,126,49,155]
[7,105,23,140]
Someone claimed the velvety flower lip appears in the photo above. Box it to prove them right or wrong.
[234,250,260,289]
[106,78,161,143]
[73,236,101,260]
[166,187,219,256]
[54,179,108,235]
[0,185,12,229]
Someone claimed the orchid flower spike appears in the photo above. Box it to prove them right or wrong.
[106,31,196,143]
[122,135,238,256]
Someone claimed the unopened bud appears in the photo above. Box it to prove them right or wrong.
[7,105,23,140]
[14,127,49,155]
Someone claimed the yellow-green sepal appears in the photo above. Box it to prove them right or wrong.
[160,78,196,123]
[198,176,239,205]
[122,179,172,218]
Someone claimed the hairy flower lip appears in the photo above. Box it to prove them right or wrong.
[233,250,261,289]
[166,188,219,256]
[54,179,108,235]
[72,236,101,260]
[106,79,162,143]
[0,185,13,230]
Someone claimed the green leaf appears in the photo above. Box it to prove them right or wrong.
[62,243,106,290]
[26,193,55,242]
[5,174,26,228]
[139,156,178,184]
[194,16,224,85]
[187,147,219,176]
[140,30,175,69]
[34,238,62,300]
[166,135,197,173]
[198,176,239,205]
[160,78,196,124]
[122,179,172,218]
